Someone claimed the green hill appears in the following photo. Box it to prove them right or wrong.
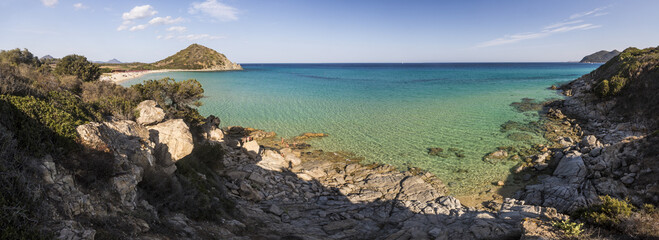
[566,46,659,128]
[579,50,620,63]
[151,44,242,70]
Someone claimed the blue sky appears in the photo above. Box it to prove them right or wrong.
[1,0,657,63]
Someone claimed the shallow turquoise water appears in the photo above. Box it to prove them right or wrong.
[124,63,599,194]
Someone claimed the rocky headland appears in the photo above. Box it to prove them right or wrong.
[580,50,621,63]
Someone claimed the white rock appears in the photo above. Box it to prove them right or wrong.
[242,140,260,157]
[257,150,288,171]
[135,100,165,125]
[147,119,194,162]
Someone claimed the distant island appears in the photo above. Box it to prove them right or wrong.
[99,44,242,83]
[579,50,621,63]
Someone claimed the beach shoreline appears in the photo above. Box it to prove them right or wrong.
[100,68,242,84]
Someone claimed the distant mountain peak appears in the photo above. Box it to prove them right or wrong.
[107,58,121,64]
[580,50,621,63]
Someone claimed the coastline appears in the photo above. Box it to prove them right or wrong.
[100,67,243,84]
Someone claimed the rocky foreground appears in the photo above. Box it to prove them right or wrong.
[27,100,569,239]
[3,46,657,239]
[18,73,657,239]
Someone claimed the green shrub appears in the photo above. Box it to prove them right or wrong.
[579,195,634,226]
[131,77,205,125]
[0,95,83,155]
[55,54,101,82]
[81,81,140,120]
[594,79,610,97]
[608,75,628,96]
[552,219,584,237]
[0,48,40,67]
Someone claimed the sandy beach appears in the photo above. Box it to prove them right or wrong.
[100,69,174,84]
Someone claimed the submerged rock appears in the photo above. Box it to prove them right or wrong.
[427,147,444,156]
[294,132,329,141]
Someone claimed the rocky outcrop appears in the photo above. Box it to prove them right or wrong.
[209,131,573,239]
[515,81,658,212]
[135,100,165,125]
[147,119,194,162]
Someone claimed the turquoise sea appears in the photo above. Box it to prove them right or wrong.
[124,63,599,194]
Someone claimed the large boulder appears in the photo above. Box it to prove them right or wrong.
[148,119,194,162]
[77,120,150,151]
[581,135,601,148]
[553,152,587,182]
[258,150,288,171]
[135,100,165,125]
[242,140,260,157]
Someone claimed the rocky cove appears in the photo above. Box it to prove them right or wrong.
[24,74,656,239]
[1,46,657,239]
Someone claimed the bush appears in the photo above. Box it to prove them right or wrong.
[0,63,33,96]
[552,219,584,237]
[81,81,140,120]
[0,48,40,67]
[580,195,634,226]
[131,78,205,124]
[0,94,92,156]
[55,55,101,82]
[594,79,610,97]
[0,129,50,239]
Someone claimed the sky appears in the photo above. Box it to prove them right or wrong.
[1,0,658,63]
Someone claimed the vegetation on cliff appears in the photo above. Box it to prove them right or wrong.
[591,46,658,98]
[573,46,659,128]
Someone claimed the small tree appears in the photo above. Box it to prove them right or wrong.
[131,77,205,124]
[0,48,40,66]
[54,55,100,82]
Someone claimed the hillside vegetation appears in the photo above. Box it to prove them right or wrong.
[585,46,659,127]
[580,50,621,63]
[151,44,242,70]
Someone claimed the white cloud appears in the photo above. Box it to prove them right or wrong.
[476,7,606,48]
[167,26,187,32]
[569,7,608,19]
[149,16,184,25]
[544,20,583,30]
[189,0,238,21]
[41,0,58,7]
[122,5,157,20]
[73,3,87,10]
[129,24,148,31]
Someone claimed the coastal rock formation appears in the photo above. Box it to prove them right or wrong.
[515,46,659,212]
[135,100,165,125]
[213,132,570,239]
[147,119,194,162]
